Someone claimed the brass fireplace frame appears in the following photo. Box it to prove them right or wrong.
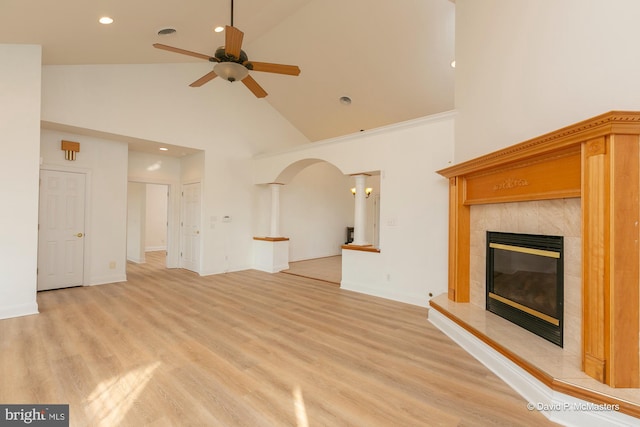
[486,231,564,346]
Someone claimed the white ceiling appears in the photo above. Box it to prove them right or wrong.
[3,0,455,150]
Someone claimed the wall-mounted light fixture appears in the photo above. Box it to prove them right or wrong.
[61,140,80,161]
[351,187,373,198]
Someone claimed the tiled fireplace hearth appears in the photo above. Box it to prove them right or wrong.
[434,111,640,419]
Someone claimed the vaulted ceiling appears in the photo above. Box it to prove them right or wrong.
[2,0,455,144]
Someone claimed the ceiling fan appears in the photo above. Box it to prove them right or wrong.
[153,0,300,98]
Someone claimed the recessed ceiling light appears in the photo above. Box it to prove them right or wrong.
[339,96,352,105]
[159,147,169,151]
[214,26,224,33]
[99,16,114,25]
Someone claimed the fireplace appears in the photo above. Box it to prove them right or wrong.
[486,231,563,347]
[437,112,640,387]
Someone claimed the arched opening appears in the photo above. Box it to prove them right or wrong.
[258,159,380,284]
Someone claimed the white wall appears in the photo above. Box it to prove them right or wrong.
[40,129,128,285]
[127,182,146,263]
[280,162,354,261]
[41,63,308,277]
[0,45,41,319]
[145,184,168,252]
[41,64,308,154]
[128,151,182,182]
[455,0,640,162]
[180,152,204,184]
[253,113,455,306]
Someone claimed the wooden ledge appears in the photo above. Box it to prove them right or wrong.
[429,298,640,419]
[341,244,381,253]
[253,237,290,242]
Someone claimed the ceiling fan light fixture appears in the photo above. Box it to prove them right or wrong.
[151,0,298,98]
[214,62,248,82]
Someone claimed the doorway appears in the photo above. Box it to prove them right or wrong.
[126,182,169,267]
[37,169,86,290]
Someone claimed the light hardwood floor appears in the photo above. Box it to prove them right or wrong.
[0,252,557,426]
[282,256,342,285]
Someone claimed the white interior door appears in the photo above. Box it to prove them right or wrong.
[38,169,86,290]
[180,182,201,272]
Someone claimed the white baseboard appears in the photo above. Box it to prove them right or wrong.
[428,310,637,427]
[253,262,289,273]
[88,274,127,286]
[340,280,427,307]
[0,301,39,320]
[145,246,166,252]
[199,264,253,276]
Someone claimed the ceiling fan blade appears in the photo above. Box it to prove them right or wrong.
[189,71,218,87]
[247,61,301,76]
[153,43,217,62]
[242,75,268,98]
[225,25,244,59]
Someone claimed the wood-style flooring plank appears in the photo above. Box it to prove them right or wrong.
[0,251,557,426]
[283,255,342,284]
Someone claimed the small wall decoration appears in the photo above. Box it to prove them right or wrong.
[61,140,80,161]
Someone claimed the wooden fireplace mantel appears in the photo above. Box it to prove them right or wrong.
[436,111,640,388]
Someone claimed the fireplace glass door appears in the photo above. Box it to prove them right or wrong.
[486,231,563,347]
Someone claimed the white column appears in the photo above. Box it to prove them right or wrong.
[269,183,283,237]
[352,174,368,245]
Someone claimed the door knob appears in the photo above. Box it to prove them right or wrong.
[76,233,84,238]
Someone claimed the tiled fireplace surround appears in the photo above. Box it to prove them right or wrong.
[469,199,582,356]
[432,112,640,419]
